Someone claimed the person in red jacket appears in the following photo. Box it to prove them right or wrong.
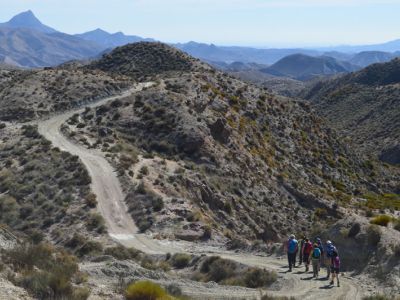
[302,238,313,272]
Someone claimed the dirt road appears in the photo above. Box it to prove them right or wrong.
[37,84,364,300]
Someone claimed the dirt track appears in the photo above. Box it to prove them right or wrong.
[37,84,364,300]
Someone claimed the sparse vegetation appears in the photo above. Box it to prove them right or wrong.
[171,253,192,269]
[0,126,94,245]
[1,242,89,300]
[104,245,142,260]
[125,280,175,300]
[193,256,277,288]
[370,215,393,227]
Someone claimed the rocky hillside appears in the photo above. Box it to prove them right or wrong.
[88,42,207,80]
[303,58,400,165]
[321,215,400,296]
[0,124,107,249]
[0,67,132,121]
[64,42,400,246]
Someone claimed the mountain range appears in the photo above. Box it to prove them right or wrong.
[0,10,56,33]
[1,10,400,76]
[75,28,155,49]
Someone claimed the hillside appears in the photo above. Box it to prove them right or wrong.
[68,42,400,245]
[0,124,109,249]
[0,67,132,121]
[0,41,398,299]
[88,42,207,79]
[303,58,400,165]
[262,54,359,81]
[207,61,306,97]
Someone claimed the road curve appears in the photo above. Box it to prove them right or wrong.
[37,84,363,300]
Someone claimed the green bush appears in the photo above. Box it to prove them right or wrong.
[86,213,107,233]
[85,193,98,208]
[370,215,393,227]
[243,268,277,288]
[2,243,88,300]
[125,281,170,300]
[200,256,236,283]
[171,253,191,269]
[104,245,141,260]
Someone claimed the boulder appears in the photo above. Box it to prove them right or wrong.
[209,118,230,144]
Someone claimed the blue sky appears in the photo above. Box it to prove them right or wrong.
[1,0,400,47]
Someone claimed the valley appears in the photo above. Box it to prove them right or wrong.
[0,7,399,300]
[36,81,366,300]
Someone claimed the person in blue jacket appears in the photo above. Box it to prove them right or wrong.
[286,234,298,272]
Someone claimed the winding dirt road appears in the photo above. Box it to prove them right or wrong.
[37,84,364,300]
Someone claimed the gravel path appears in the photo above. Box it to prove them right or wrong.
[37,84,364,300]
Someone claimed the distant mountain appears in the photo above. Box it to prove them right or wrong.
[0,27,103,68]
[75,28,154,49]
[320,39,400,53]
[175,41,321,65]
[261,54,359,81]
[0,11,105,68]
[349,51,397,68]
[303,58,400,164]
[208,60,268,72]
[2,10,400,70]
[0,10,57,34]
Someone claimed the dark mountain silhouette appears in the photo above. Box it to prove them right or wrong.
[261,54,359,81]
[0,10,57,33]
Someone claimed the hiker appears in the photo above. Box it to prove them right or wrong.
[298,235,306,265]
[286,234,298,272]
[302,238,313,272]
[330,250,341,287]
[311,243,321,278]
[325,240,337,279]
[315,237,324,271]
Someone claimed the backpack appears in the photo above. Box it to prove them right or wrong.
[312,248,321,259]
[318,243,324,255]
[288,239,298,253]
[327,245,337,258]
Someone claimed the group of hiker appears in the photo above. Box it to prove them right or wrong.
[286,234,341,287]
